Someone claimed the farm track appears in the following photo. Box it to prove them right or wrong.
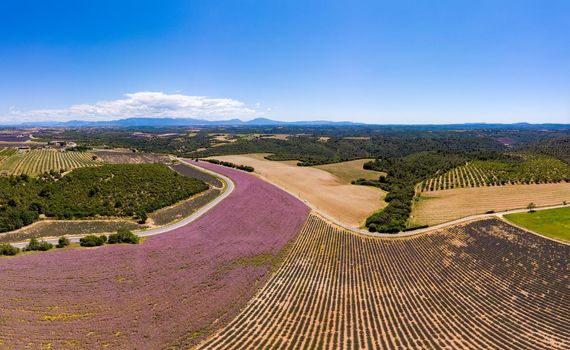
[199,214,570,350]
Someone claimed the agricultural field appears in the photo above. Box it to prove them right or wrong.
[94,149,171,164]
[209,154,386,227]
[200,215,570,349]
[0,162,309,349]
[420,155,570,192]
[412,182,570,226]
[314,158,385,182]
[149,188,221,226]
[0,219,144,244]
[0,164,208,233]
[0,147,16,162]
[504,206,570,242]
[0,148,101,176]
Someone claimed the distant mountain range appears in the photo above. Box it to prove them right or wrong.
[3,117,569,129]
[12,117,364,128]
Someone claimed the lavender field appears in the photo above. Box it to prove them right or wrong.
[0,161,309,348]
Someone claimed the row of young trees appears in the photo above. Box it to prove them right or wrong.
[202,159,255,172]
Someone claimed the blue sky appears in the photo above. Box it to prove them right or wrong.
[0,0,568,124]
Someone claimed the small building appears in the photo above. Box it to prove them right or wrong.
[17,146,30,153]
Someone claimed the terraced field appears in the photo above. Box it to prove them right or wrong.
[0,149,101,176]
[200,215,569,349]
[420,156,570,192]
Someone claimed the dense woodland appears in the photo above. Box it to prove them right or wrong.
[0,164,207,233]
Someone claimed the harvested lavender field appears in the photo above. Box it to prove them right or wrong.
[170,162,223,187]
[149,188,221,226]
[0,161,309,349]
[201,216,570,349]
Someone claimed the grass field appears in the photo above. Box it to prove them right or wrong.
[314,159,384,182]
[209,154,386,227]
[504,206,570,242]
[412,182,570,226]
[0,149,101,176]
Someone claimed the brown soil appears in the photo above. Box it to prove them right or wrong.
[210,154,386,227]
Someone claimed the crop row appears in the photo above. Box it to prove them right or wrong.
[0,147,16,163]
[200,215,570,349]
[0,161,309,349]
[420,157,570,192]
[7,149,101,176]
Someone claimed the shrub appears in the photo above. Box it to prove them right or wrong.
[108,228,140,244]
[137,212,148,224]
[0,243,20,256]
[527,202,536,213]
[24,237,53,251]
[56,236,70,248]
[79,235,106,247]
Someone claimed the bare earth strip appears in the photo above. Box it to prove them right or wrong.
[412,182,570,226]
[208,154,386,227]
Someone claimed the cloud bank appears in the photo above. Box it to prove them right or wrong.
[6,92,262,123]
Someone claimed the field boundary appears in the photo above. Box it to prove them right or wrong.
[235,166,570,240]
[498,215,570,246]
[9,160,234,248]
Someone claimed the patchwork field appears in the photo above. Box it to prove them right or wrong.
[504,206,570,242]
[412,182,570,226]
[0,149,101,176]
[208,154,386,227]
[200,215,570,349]
[0,162,309,349]
[314,158,384,182]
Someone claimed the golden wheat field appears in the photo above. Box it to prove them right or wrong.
[411,182,570,226]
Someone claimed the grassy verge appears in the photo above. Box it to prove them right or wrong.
[504,206,570,242]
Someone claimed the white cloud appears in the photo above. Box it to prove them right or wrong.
[6,92,263,122]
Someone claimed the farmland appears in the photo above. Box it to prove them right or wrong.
[504,206,570,242]
[0,219,144,244]
[94,149,171,164]
[420,155,570,192]
[0,164,208,233]
[412,182,570,226]
[314,158,385,182]
[209,154,386,227]
[0,162,309,348]
[0,148,101,176]
[200,215,570,349]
